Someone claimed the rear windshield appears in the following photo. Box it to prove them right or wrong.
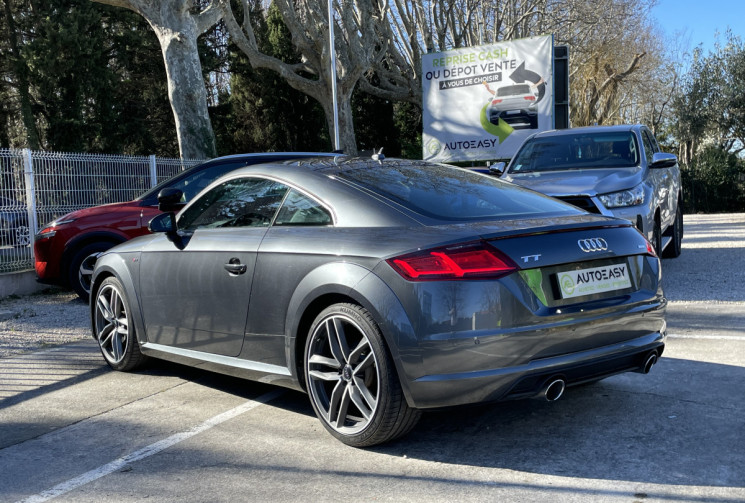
[497,84,531,96]
[335,161,582,221]
[510,132,640,172]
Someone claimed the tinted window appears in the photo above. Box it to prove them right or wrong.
[140,161,247,205]
[641,130,656,163]
[274,190,332,226]
[497,84,531,96]
[510,132,640,172]
[178,177,288,230]
[336,162,581,221]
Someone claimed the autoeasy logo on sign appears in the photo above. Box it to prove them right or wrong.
[422,36,553,163]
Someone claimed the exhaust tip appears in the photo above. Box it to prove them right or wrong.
[543,378,566,402]
[643,352,658,374]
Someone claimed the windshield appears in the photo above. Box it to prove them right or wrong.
[335,161,582,221]
[510,132,640,173]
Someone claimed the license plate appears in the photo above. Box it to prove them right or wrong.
[556,263,632,299]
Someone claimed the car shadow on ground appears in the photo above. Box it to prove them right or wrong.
[125,354,744,489]
[368,357,745,488]
[3,350,743,497]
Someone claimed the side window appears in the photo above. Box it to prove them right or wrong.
[178,178,288,230]
[644,129,660,152]
[274,190,332,226]
[174,163,247,203]
[143,162,247,206]
[641,131,655,164]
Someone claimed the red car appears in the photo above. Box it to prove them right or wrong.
[34,153,338,300]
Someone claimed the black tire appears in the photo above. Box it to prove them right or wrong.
[69,242,116,301]
[662,204,683,258]
[304,303,421,447]
[93,276,147,371]
[652,217,662,257]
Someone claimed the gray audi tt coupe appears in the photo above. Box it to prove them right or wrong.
[90,155,666,447]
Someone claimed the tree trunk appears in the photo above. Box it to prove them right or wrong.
[91,0,219,159]
[336,93,357,155]
[150,19,217,159]
[320,91,357,154]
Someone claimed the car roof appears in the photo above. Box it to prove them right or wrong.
[206,152,342,163]
[527,124,643,139]
[186,156,427,227]
[137,152,343,202]
[227,156,441,183]
[207,156,599,227]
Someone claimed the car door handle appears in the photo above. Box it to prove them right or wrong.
[224,258,247,275]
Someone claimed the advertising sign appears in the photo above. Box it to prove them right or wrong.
[422,35,553,162]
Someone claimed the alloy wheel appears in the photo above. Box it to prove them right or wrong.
[95,283,131,365]
[79,252,103,296]
[306,314,380,435]
[15,225,31,246]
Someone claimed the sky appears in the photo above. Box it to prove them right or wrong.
[651,0,745,54]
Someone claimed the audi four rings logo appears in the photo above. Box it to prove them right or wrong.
[578,238,608,252]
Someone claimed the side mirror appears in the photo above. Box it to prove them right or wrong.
[157,188,184,212]
[489,161,506,176]
[148,212,176,234]
[650,152,677,169]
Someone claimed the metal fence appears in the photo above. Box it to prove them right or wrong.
[0,149,204,274]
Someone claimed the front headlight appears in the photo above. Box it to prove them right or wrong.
[51,217,77,226]
[598,184,645,208]
[36,217,77,240]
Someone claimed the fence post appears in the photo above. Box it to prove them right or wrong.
[149,154,157,188]
[22,149,39,248]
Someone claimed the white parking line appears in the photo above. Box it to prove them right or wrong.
[668,333,745,341]
[18,389,284,503]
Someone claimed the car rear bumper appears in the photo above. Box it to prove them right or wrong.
[406,328,665,409]
[489,108,538,129]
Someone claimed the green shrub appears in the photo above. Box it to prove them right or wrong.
[681,147,745,213]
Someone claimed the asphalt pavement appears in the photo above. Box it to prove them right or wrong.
[0,214,743,503]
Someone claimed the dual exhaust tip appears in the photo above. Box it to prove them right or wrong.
[538,351,660,402]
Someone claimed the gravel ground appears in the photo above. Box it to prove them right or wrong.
[0,290,88,358]
[0,213,743,359]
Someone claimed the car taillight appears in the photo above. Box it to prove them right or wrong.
[387,243,518,281]
[491,99,503,104]
[524,95,536,101]
[646,239,657,257]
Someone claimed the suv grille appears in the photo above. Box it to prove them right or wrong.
[557,196,601,214]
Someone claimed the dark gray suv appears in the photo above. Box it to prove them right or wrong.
[498,125,683,257]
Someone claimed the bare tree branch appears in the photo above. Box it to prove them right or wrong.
[195,1,223,34]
